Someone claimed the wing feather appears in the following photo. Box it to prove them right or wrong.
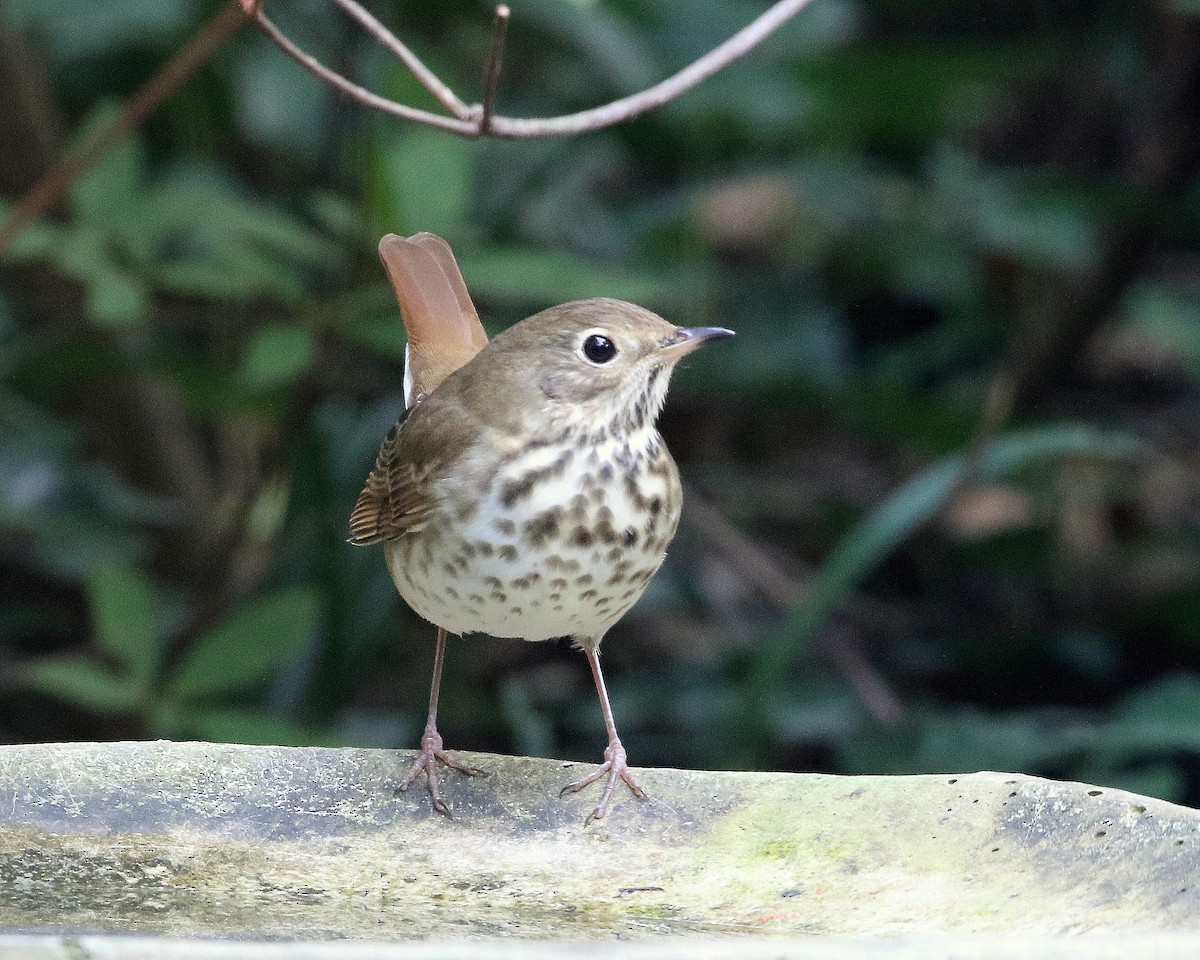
[350,233,490,546]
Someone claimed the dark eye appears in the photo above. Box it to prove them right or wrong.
[582,333,618,364]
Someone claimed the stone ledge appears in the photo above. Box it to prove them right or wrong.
[0,741,1196,945]
[5,933,1200,960]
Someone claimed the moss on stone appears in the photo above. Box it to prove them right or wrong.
[0,742,1196,941]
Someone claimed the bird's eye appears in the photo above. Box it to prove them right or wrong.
[582,333,618,364]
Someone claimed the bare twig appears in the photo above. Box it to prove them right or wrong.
[250,0,816,139]
[479,5,510,134]
[683,483,906,725]
[0,1,246,257]
[820,627,905,727]
[253,9,473,135]
[329,0,470,119]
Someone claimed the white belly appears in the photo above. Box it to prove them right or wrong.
[385,429,681,643]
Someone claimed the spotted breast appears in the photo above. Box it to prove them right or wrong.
[385,420,682,643]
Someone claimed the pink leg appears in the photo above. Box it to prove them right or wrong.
[560,644,647,822]
[397,626,488,815]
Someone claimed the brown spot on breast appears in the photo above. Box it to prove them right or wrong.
[468,594,485,605]
[523,507,562,548]
[575,574,593,585]
[445,587,459,600]
[623,528,638,546]
[569,526,594,548]
[498,545,518,562]
[580,589,597,601]
[441,563,458,579]
[500,448,575,508]
[494,518,516,536]
[483,576,503,590]
[476,541,495,558]
[648,455,673,478]
[550,578,568,590]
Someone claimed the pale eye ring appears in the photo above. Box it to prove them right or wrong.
[582,333,618,364]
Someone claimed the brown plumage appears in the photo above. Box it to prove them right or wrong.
[379,232,488,401]
[348,233,488,548]
[349,232,733,821]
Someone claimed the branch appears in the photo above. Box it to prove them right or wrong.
[329,0,470,119]
[683,484,906,726]
[480,5,510,134]
[0,2,246,257]
[252,0,816,139]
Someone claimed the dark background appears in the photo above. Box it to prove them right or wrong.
[3,0,1200,806]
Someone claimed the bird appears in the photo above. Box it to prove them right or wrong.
[349,232,733,821]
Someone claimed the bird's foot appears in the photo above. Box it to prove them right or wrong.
[559,737,647,823]
[396,725,488,816]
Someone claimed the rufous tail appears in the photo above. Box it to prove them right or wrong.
[377,233,490,406]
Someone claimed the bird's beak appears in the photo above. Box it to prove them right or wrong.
[656,326,736,359]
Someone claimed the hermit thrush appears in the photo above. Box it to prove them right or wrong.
[349,233,732,821]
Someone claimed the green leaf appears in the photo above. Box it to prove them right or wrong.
[152,705,333,746]
[240,325,318,389]
[87,269,149,327]
[752,425,1143,688]
[1,217,66,263]
[367,125,472,237]
[1099,674,1200,754]
[72,113,144,226]
[129,173,338,277]
[154,255,303,305]
[24,658,143,714]
[459,246,707,308]
[87,564,160,690]
[1124,284,1200,377]
[168,587,318,702]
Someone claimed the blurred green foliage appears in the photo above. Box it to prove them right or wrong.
[4,0,1200,807]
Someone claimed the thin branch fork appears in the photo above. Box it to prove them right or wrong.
[249,0,816,139]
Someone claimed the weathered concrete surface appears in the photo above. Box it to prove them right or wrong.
[3,932,1200,960]
[0,741,1196,944]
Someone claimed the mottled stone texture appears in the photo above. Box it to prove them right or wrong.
[0,741,1197,943]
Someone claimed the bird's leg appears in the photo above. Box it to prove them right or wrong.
[560,643,647,822]
[397,626,488,815]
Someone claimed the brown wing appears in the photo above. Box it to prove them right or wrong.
[378,232,489,400]
[347,411,439,546]
[351,234,489,546]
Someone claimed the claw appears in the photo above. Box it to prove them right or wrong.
[396,725,488,816]
[560,738,646,823]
